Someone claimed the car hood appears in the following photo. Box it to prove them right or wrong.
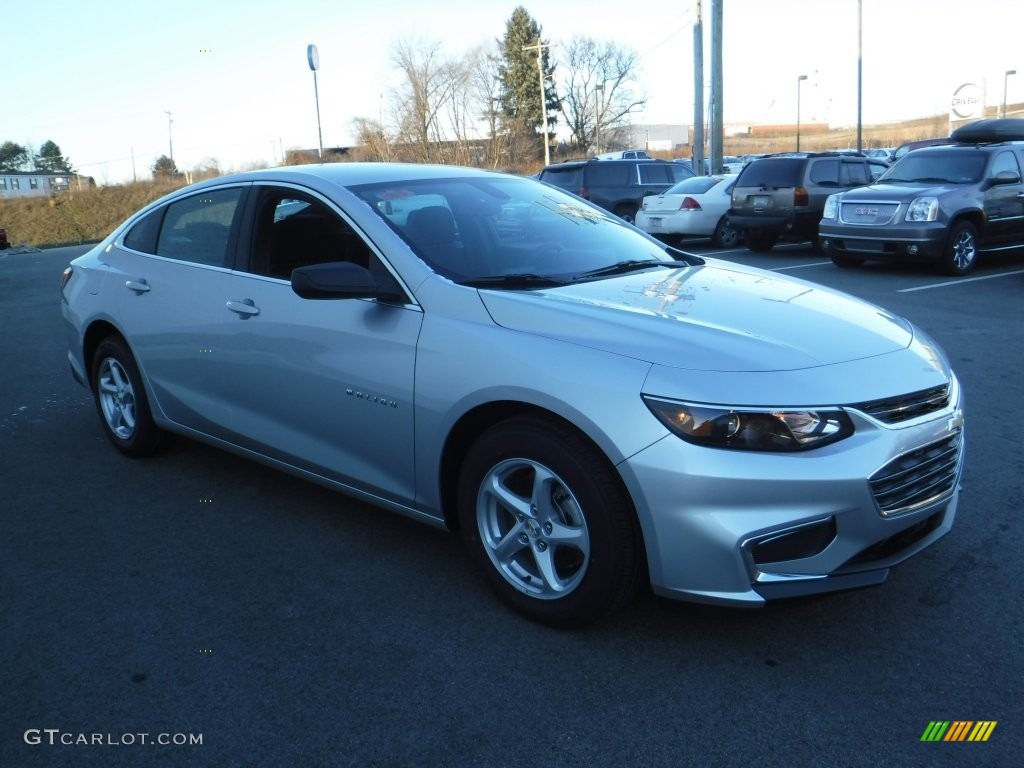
[477,261,913,372]
[845,181,957,199]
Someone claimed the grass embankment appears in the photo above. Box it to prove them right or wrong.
[0,180,186,248]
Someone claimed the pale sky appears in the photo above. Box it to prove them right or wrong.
[3,0,1020,184]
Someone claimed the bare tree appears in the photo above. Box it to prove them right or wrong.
[558,37,646,155]
[351,117,393,162]
[391,38,460,163]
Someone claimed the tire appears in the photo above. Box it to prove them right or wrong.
[711,216,742,248]
[744,229,777,253]
[938,221,978,276]
[91,336,168,457]
[614,205,638,225]
[457,416,644,628]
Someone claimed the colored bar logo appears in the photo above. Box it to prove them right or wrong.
[920,721,997,742]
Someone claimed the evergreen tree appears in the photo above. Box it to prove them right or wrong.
[151,154,182,179]
[0,141,31,172]
[498,6,559,159]
[35,140,74,173]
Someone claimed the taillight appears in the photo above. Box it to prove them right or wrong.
[60,266,73,292]
[794,186,809,207]
[680,197,702,211]
[579,186,589,199]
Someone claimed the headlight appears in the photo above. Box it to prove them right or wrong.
[905,197,939,222]
[642,397,854,452]
[822,193,840,220]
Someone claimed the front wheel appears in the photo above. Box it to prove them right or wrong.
[91,336,168,457]
[939,221,978,276]
[457,417,644,628]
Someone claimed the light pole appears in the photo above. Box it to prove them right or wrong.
[307,44,324,160]
[164,110,174,164]
[595,83,605,154]
[1003,70,1017,118]
[796,74,808,152]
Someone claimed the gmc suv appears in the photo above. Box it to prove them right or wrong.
[538,158,694,223]
[728,152,889,252]
[819,118,1024,275]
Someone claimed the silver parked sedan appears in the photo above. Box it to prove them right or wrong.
[60,163,964,627]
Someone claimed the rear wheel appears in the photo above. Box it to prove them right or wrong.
[938,221,978,276]
[744,229,777,252]
[457,416,644,628]
[91,336,168,457]
[614,205,638,225]
[711,216,742,248]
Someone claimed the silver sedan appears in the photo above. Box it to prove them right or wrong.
[61,163,964,627]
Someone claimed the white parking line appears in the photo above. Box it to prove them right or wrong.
[772,261,833,271]
[897,268,1024,292]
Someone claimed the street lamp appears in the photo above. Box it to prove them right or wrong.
[1003,70,1017,118]
[307,44,324,160]
[594,83,605,155]
[796,74,808,152]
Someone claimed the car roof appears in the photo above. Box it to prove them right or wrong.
[191,162,511,190]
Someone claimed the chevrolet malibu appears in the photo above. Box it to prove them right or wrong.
[60,164,964,627]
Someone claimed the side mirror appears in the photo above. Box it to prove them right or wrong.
[291,261,405,301]
[991,169,1022,185]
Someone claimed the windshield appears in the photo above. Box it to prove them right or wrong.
[351,176,694,285]
[880,151,987,184]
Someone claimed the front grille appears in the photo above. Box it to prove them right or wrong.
[853,385,950,424]
[838,201,901,225]
[869,431,963,517]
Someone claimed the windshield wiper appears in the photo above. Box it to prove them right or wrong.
[574,256,703,281]
[461,273,566,289]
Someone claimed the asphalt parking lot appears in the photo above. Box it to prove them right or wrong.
[2,241,1021,767]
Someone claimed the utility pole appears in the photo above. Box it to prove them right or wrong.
[692,0,704,175]
[710,0,723,175]
[164,110,174,164]
[523,40,553,166]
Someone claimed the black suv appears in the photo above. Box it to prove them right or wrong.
[727,152,889,251]
[538,158,694,223]
[819,118,1024,275]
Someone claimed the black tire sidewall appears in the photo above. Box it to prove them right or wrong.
[941,222,978,276]
[90,336,166,457]
[457,417,641,628]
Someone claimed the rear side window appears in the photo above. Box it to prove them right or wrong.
[737,158,804,187]
[587,164,630,186]
[808,159,840,186]
[638,164,672,183]
[123,208,165,254]
[156,188,244,267]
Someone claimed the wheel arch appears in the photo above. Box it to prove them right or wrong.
[438,401,636,535]
[82,320,126,391]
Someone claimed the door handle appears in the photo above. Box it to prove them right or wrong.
[226,298,260,317]
[125,279,150,293]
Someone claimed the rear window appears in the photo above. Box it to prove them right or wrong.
[539,165,584,192]
[665,176,721,195]
[736,158,804,187]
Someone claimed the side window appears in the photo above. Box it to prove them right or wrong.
[990,150,1021,178]
[247,188,376,280]
[123,207,166,254]
[842,162,870,186]
[638,164,671,183]
[809,159,840,186]
[155,188,243,267]
[587,164,629,186]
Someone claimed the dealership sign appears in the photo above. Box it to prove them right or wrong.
[950,82,984,120]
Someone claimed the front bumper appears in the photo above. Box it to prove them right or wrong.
[819,221,948,261]
[620,381,963,606]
